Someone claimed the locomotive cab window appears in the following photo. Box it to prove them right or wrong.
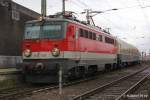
[25,25,40,39]
[24,22,65,39]
[41,25,62,39]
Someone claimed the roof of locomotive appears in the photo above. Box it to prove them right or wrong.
[25,17,115,38]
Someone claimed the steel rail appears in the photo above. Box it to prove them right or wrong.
[72,66,149,100]
[0,75,96,99]
[0,85,58,99]
[32,76,96,94]
[0,70,21,75]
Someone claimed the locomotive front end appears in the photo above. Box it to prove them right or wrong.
[22,20,67,83]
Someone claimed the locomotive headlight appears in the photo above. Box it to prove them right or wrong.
[23,49,32,57]
[51,48,60,57]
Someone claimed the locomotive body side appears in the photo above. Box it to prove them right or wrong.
[74,23,118,71]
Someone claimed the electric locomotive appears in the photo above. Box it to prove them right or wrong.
[22,11,141,83]
[22,12,119,83]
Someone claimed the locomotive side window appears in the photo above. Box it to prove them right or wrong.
[98,35,102,41]
[79,28,89,39]
[79,28,97,41]
[105,37,114,44]
[92,33,96,40]
[89,32,93,39]
[84,30,89,38]
[80,29,84,37]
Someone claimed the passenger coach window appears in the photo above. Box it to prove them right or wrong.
[105,37,114,44]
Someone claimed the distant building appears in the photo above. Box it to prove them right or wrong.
[0,0,40,67]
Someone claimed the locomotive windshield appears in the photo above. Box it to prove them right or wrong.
[24,22,65,39]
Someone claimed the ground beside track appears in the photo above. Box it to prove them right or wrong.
[0,68,17,72]
[0,68,21,90]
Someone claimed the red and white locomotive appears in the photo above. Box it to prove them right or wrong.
[22,12,140,83]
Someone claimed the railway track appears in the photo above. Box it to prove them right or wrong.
[0,75,96,100]
[0,65,147,100]
[116,74,150,100]
[72,66,150,100]
[17,65,147,100]
[0,83,59,100]
[119,75,150,100]
[0,70,21,75]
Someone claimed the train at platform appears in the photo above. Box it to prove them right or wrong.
[21,12,141,83]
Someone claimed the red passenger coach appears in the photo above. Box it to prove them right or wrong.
[22,15,118,83]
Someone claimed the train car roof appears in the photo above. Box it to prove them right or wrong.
[116,38,139,50]
[25,18,115,38]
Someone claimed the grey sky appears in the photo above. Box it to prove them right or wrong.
[13,0,150,53]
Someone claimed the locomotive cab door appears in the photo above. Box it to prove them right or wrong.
[67,24,81,60]
[74,27,81,60]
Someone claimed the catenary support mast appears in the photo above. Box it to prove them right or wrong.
[62,0,65,16]
[41,0,47,17]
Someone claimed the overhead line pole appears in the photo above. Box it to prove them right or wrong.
[85,9,91,24]
[41,0,47,17]
[62,0,65,16]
